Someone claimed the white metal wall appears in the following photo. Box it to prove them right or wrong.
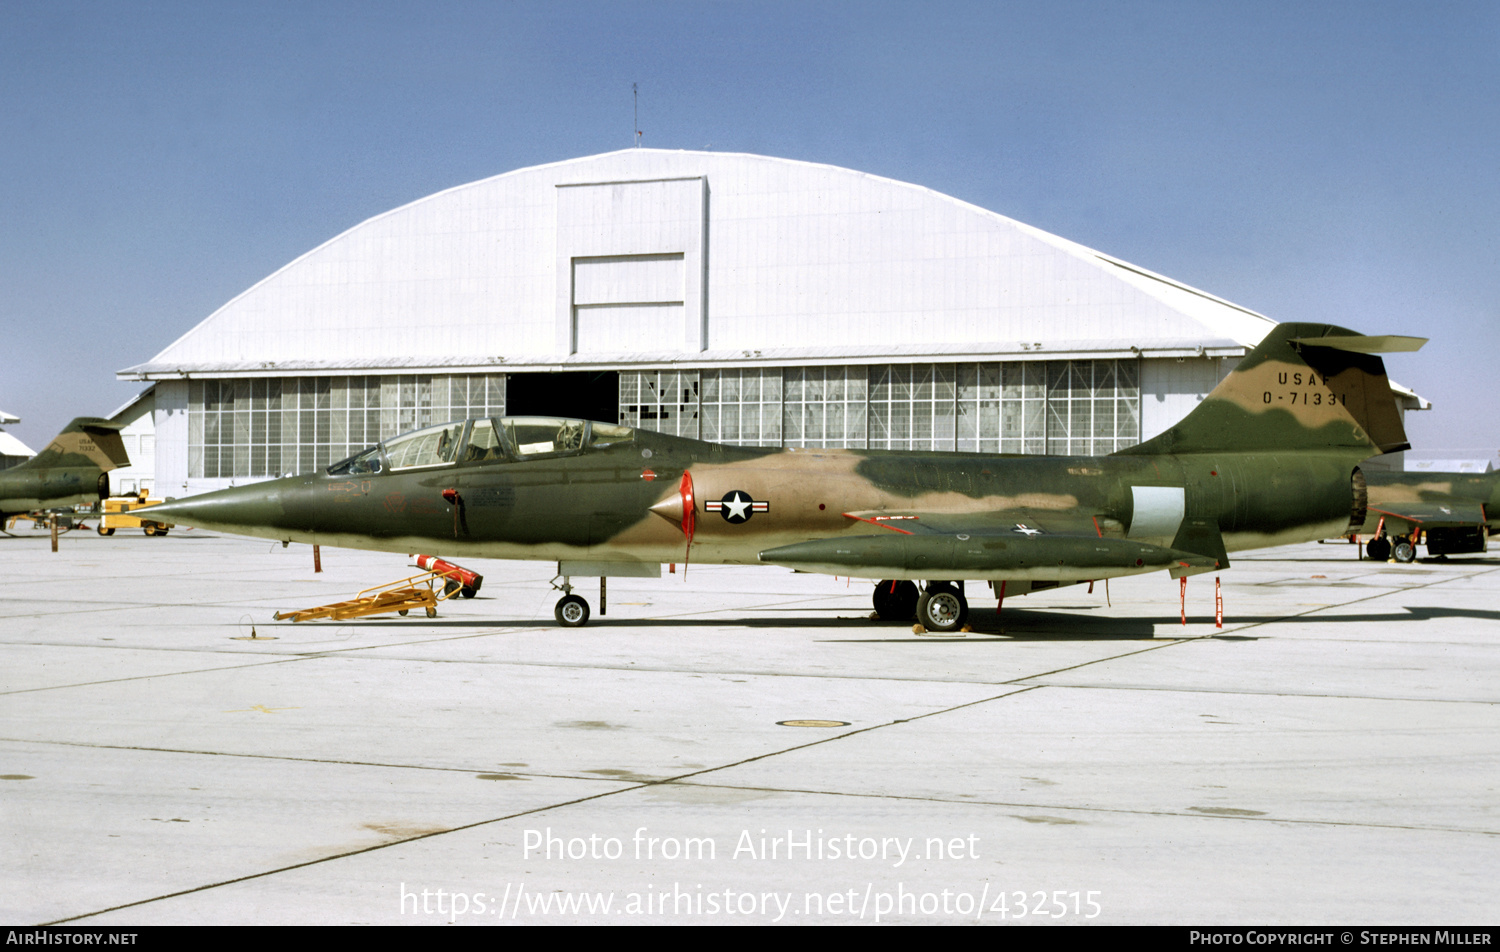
[128,150,1273,377]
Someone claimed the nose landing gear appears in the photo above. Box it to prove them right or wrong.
[550,574,592,627]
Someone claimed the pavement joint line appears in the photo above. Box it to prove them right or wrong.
[0,734,657,783]
[43,687,1052,925]
[14,733,1494,842]
[43,778,663,926]
[43,660,1499,925]
[1010,680,1500,705]
[994,562,1500,687]
[652,780,1500,837]
[0,656,314,697]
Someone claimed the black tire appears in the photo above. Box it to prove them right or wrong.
[398,609,409,616]
[425,606,437,618]
[916,588,968,632]
[143,525,156,537]
[460,584,478,599]
[555,594,590,627]
[97,526,114,536]
[1365,537,1390,561]
[443,579,461,598]
[872,580,919,620]
[1393,538,1417,563]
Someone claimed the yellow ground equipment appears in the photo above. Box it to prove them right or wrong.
[98,495,173,536]
[272,569,464,622]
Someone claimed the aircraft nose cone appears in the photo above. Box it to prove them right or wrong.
[143,479,296,534]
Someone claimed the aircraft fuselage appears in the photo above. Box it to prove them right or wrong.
[160,428,1358,580]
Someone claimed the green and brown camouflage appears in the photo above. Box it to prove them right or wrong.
[144,322,1422,628]
[0,418,130,520]
[1353,468,1500,560]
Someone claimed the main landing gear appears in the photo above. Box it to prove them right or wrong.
[1365,534,1416,563]
[873,579,969,632]
[872,580,918,621]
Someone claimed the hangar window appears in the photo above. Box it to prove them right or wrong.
[784,367,868,449]
[1044,360,1140,455]
[869,365,957,451]
[613,360,1140,454]
[188,373,506,479]
[702,369,783,447]
[619,371,699,438]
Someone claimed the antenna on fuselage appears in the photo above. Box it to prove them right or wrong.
[633,82,641,147]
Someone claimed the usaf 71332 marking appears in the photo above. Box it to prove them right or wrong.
[145,323,1422,629]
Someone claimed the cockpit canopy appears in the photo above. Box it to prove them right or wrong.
[326,417,636,476]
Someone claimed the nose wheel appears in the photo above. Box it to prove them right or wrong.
[555,594,590,627]
[550,573,592,627]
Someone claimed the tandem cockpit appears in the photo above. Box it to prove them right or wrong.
[326,417,638,477]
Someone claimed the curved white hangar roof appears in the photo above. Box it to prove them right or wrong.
[121,149,1276,380]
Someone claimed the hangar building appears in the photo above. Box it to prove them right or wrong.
[119,149,1347,496]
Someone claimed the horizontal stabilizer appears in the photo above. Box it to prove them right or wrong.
[1289,335,1426,354]
[1170,519,1229,576]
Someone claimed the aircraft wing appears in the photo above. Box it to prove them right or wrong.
[758,508,1221,580]
[1368,500,1488,530]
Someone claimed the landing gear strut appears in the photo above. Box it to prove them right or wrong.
[916,580,968,632]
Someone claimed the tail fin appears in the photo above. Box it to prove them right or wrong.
[1119,323,1423,457]
[21,418,130,472]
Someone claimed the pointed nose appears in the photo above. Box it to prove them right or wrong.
[142,478,301,538]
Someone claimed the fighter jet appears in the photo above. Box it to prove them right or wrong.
[144,322,1420,629]
[0,418,130,525]
[1356,469,1500,562]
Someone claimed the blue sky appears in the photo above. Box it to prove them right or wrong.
[3,1,1497,457]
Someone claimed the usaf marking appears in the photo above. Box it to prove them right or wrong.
[704,490,769,524]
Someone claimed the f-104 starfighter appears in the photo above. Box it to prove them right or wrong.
[144,322,1422,629]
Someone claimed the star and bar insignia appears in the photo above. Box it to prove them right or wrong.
[704,490,769,524]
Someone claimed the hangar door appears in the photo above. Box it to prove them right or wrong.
[505,371,620,424]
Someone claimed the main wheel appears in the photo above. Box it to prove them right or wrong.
[460,584,478,599]
[555,594,590,627]
[1365,537,1390,561]
[916,587,968,633]
[1392,537,1417,563]
[442,578,461,598]
[872,580,919,620]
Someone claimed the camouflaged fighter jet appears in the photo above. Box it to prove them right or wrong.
[0,418,130,526]
[1355,470,1500,562]
[144,322,1421,629]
